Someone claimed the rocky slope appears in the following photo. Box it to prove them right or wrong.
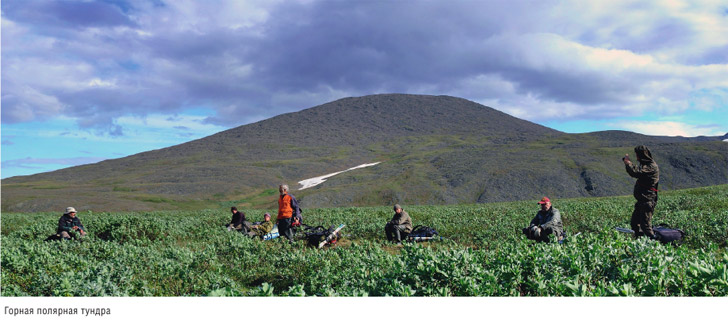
[3,94,727,212]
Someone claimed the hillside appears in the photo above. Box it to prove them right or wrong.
[2,94,728,212]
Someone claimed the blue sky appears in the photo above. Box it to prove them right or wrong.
[2,0,727,179]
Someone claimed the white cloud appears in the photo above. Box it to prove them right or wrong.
[1,156,108,170]
[456,29,728,122]
[616,121,724,137]
[115,113,220,131]
[139,0,278,35]
[3,58,95,91]
[1,85,66,122]
[87,78,118,88]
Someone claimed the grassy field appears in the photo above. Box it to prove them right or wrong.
[2,184,727,296]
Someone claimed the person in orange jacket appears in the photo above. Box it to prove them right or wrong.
[277,184,300,243]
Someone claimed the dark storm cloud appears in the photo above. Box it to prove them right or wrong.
[250,1,504,92]
[500,67,637,105]
[2,0,136,29]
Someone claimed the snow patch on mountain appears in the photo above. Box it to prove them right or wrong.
[298,162,381,190]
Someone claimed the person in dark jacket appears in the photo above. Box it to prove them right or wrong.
[385,204,413,244]
[57,207,86,240]
[523,197,564,243]
[226,207,249,231]
[623,145,660,239]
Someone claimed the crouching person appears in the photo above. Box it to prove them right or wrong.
[523,197,564,243]
[226,206,249,231]
[246,213,274,238]
[57,207,86,240]
[385,204,413,244]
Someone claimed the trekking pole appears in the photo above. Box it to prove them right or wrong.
[318,224,345,249]
[615,227,634,234]
[408,236,444,242]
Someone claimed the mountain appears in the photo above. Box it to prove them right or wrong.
[3,94,728,212]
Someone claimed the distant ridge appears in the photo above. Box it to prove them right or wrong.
[3,94,727,212]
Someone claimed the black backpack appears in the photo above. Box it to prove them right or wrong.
[303,225,340,247]
[407,225,439,241]
[653,225,685,245]
[45,234,63,241]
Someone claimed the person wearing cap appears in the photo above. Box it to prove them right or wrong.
[385,204,413,244]
[57,207,86,240]
[523,197,564,243]
[623,145,660,239]
[226,206,248,231]
[246,213,274,238]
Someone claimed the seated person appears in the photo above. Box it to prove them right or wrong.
[523,197,564,243]
[385,204,413,244]
[57,207,86,240]
[246,213,274,238]
[226,206,249,231]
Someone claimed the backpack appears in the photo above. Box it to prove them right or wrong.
[262,225,280,241]
[303,225,341,247]
[653,225,685,245]
[288,194,304,227]
[45,234,63,241]
[407,225,439,241]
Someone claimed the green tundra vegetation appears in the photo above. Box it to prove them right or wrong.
[2,184,727,297]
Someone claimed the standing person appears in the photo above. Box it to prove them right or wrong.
[623,145,660,239]
[226,207,248,231]
[57,207,86,240]
[385,204,413,244]
[246,213,274,238]
[277,184,299,243]
[523,197,564,243]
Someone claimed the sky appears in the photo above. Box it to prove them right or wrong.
[2,0,727,179]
